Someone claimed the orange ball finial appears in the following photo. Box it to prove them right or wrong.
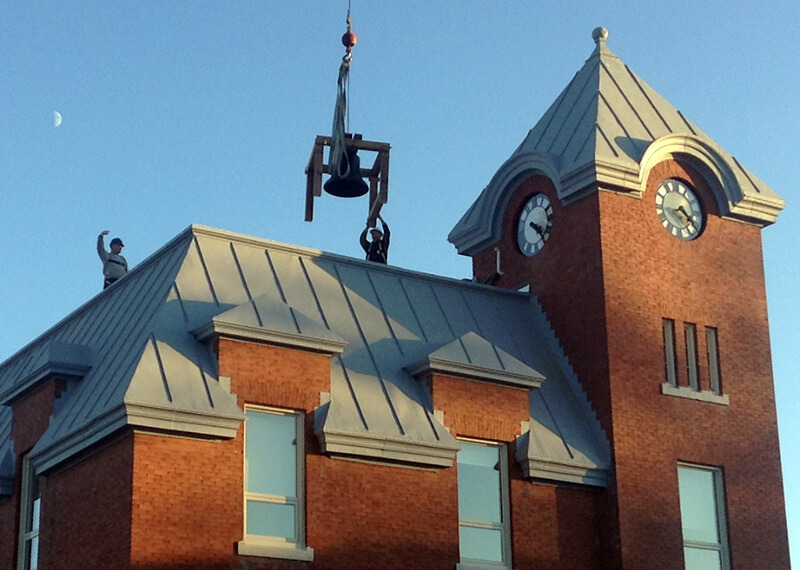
[342,30,358,49]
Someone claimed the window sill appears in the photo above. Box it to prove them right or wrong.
[456,562,511,570]
[237,539,314,561]
[661,383,729,405]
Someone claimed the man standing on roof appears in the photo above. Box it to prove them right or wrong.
[97,230,128,289]
[360,215,390,264]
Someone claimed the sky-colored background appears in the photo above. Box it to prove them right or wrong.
[1,1,797,564]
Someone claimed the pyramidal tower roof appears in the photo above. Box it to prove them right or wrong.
[449,27,785,255]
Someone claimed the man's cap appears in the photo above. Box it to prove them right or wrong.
[110,237,125,247]
[370,228,383,235]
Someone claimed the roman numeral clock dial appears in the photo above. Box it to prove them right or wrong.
[517,194,553,257]
[654,179,704,240]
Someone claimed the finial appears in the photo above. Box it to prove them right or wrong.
[592,27,608,45]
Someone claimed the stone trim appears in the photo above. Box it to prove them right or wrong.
[405,357,543,390]
[124,401,245,438]
[317,428,459,468]
[661,383,730,406]
[30,400,245,475]
[193,320,347,356]
[236,540,314,561]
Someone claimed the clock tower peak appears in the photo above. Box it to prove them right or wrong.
[449,29,784,257]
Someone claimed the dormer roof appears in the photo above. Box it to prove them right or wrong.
[449,27,785,256]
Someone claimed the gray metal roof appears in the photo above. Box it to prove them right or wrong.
[449,27,785,255]
[0,225,609,486]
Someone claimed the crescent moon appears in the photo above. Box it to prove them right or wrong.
[53,111,62,128]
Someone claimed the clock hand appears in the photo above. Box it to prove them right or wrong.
[529,221,544,237]
[673,205,691,227]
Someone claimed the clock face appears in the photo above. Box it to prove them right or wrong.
[654,179,704,240]
[517,194,553,257]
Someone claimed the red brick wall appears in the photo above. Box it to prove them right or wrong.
[472,162,790,568]
[40,435,134,569]
[11,379,65,455]
[602,161,789,569]
[130,432,242,568]
[430,374,529,441]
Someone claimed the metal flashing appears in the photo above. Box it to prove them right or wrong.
[193,295,348,355]
[0,409,13,496]
[405,331,545,390]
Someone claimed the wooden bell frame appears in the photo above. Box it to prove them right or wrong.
[305,133,390,226]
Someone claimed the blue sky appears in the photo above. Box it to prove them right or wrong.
[1,1,798,563]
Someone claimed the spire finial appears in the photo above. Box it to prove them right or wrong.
[592,27,609,45]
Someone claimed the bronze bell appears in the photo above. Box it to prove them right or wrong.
[324,145,369,198]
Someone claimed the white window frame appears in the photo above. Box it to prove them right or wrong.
[677,463,730,570]
[456,439,512,570]
[17,455,41,570]
[236,406,313,561]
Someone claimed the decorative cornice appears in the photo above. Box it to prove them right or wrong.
[405,356,543,390]
[125,401,245,438]
[521,456,609,488]
[193,319,348,356]
[30,400,245,475]
[448,151,561,255]
[317,428,460,468]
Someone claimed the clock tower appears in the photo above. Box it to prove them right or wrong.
[450,28,790,569]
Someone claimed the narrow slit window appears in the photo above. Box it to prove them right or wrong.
[685,323,699,391]
[663,319,677,387]
[706,327,722,395]
[18,455,41,570]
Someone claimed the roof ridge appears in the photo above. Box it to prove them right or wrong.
[188,224,531,297]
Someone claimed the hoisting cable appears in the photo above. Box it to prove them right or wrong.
[329,6,357,180]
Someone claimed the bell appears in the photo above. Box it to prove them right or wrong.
[324,145,369,198]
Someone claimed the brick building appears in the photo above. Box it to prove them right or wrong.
[0,28,790,569]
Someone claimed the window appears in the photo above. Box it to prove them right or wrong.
[684,323,699,391]
[706,327,722,395]
[237,407,313,561]
[663,319,677,386]
[17,456,41,570]
[457,440,511,569]
[678,464,730,570]
[661,319,728,405]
